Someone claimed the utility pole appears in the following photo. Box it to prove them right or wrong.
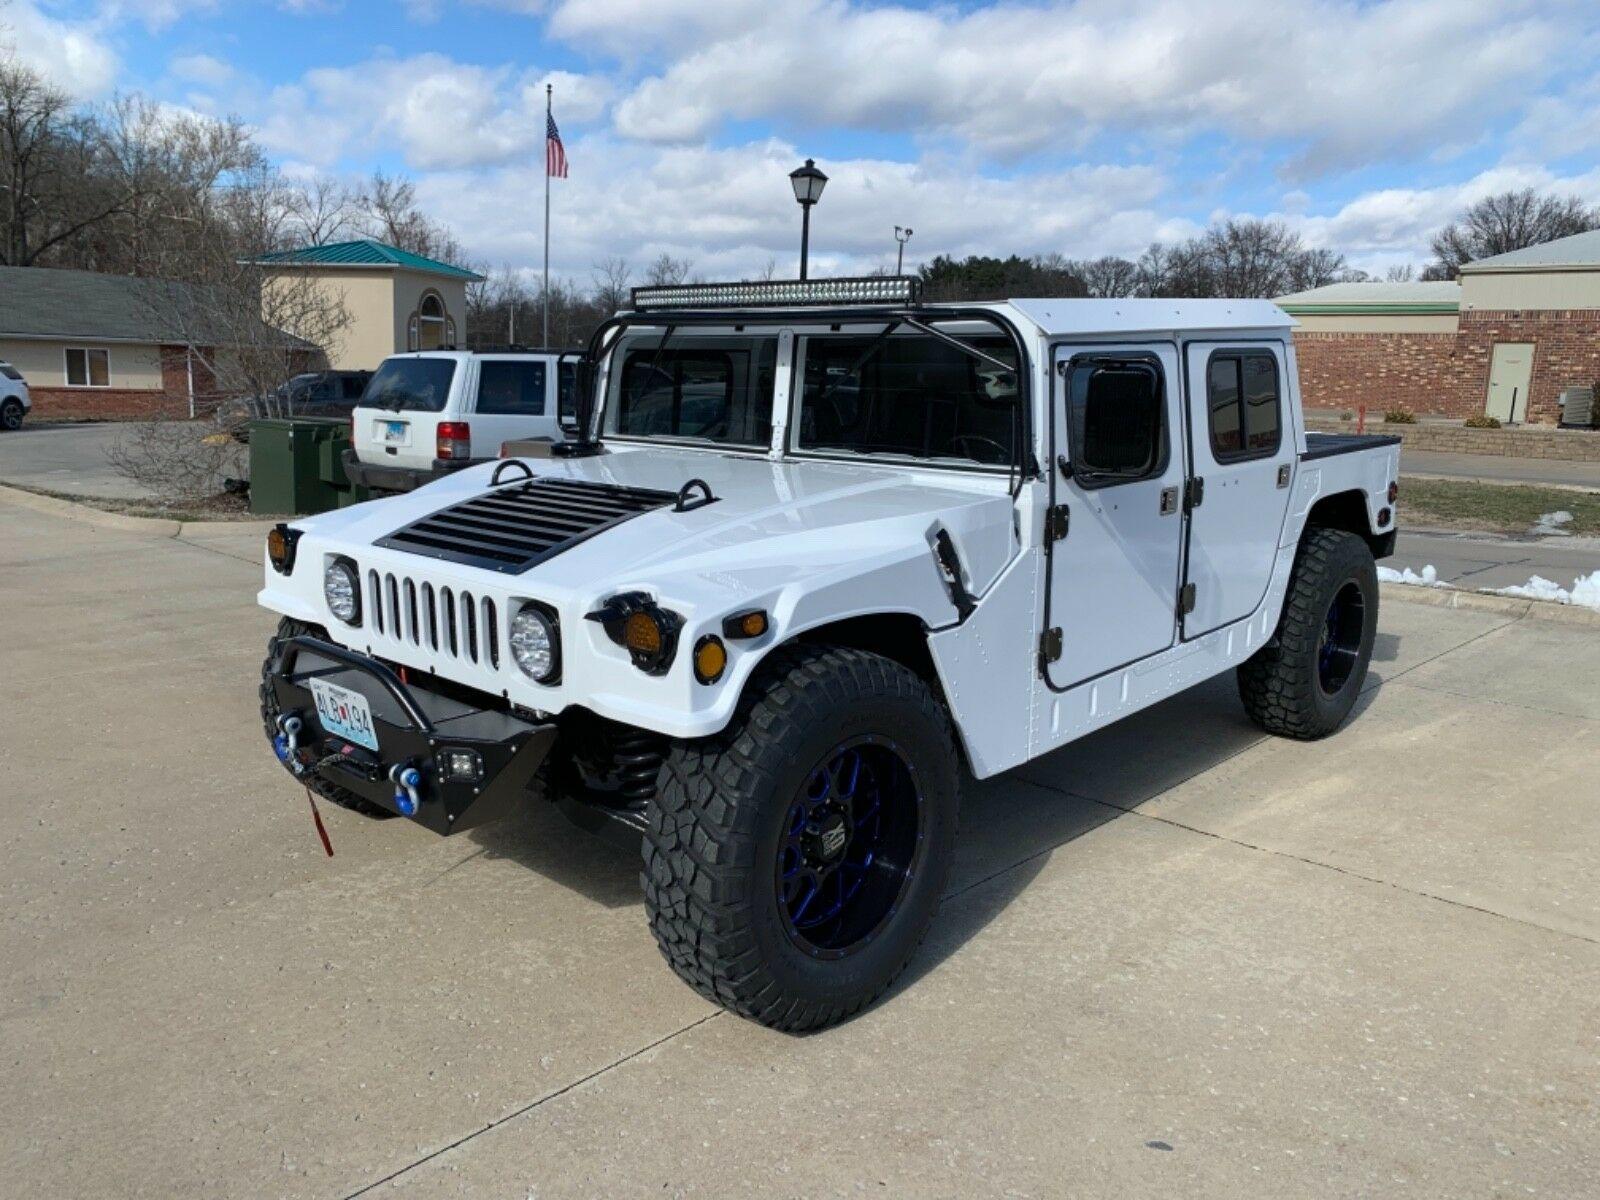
[894,225,914,275]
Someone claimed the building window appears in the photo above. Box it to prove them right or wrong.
[1206,351,1281,461]
[411,291,448,351]
[65,347,110,388]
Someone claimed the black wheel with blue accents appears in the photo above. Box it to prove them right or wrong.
[644,644,959,1032]
[1238,526,1378,740]
[777,736,925,960]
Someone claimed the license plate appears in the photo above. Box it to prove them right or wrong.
[309,678,379,751]
[381,420,409,445]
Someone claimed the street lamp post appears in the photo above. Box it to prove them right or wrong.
[894,225,914,275]
[789,158,828,280]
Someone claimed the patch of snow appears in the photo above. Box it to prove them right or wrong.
[1533,510,1574,537]
[1378,564,1451,588]
[1486,570,1600,611]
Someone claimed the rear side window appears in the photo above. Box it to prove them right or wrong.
[361,358,456,413]
[1062,357,1167,486]
[0,363,22,381]
[476,360,547,415]
[1206,351,1281,461]
[795,334,1018,466]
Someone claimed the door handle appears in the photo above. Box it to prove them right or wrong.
[1159,486,1179,515]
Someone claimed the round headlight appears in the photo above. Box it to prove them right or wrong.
[324,560,360,624]
[509,605,558,682]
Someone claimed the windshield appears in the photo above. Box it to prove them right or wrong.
[795,332,1018,466]
[603,335,776,447]
[361,358,456,413]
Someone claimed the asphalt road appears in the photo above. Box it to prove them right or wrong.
[0,420,161,498]
[4,489,1599,1197]
[1402,448,1600,490]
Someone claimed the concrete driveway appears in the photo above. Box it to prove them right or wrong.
[3,490,1598,1198]
[0,421,160,498]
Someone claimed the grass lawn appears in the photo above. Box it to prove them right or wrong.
[1399,477,1600,536]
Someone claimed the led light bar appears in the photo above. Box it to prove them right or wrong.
[630,276,922,311]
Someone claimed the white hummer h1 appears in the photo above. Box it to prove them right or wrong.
[259,277,1400,1031]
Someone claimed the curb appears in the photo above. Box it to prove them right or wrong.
[0,482,279,540]
[0,481,183,535]
[1380,581,1600,628]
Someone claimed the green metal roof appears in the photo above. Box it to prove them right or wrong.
[1276,280,1460,315]
[252,239,484,281]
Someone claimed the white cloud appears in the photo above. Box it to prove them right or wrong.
[1270,164,1600,273]
[2,1,119,97]
[255,56,609,170]
[560,0,1574,176]
[415,135,1171,282]
[168,52,233,87]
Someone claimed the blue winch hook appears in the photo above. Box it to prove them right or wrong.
[274,714,305,774]
[389,763,423,816]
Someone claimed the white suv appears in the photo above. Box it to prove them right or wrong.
[0,361,31,431]
[345,350,575,492]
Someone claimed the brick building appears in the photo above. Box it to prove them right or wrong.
[1280,229,1600,426]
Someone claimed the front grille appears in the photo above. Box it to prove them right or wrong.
[376,477,677,574]
[367,569,500,667]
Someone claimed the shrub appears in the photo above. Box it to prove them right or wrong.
[1464,415,1502,429]
[1383,409,1418,424]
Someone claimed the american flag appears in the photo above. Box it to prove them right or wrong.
[546,112,568,179]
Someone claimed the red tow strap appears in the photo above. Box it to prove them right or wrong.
[304,787,335,857]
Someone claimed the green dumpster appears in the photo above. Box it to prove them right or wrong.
[249,417,365,515]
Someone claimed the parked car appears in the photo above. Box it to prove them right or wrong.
[1,361,32,430]
[344,350,577,493]
[216,370,374,442]
[257,278,1400,1032]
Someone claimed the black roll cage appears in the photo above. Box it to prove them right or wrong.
[572,305,1038,482]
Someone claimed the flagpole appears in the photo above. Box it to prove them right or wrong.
[542,83,551,348]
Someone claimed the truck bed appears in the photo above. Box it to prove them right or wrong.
[1301,431,1402,461]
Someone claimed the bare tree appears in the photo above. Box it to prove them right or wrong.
[643,251,692,286]
[590,255,632,314]
[1384,263,1417,282]
[1429,189,1600,276]
[0,60,143,266]
[285,176,356,246]
[355,169,464,263]
[1074,255,1140,297]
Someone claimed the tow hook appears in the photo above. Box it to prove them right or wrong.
[389,762,423,816]
[274,713,306,774]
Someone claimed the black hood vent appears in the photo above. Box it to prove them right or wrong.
[376,477,676,574]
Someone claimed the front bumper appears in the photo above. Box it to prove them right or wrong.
[342,448,486,494]
[267,635,555,835]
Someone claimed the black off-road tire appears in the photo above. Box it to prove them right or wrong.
[643,644,960,1032]
[259,616,394,818]
[0,400,23,431]
[1237,527,1378,739]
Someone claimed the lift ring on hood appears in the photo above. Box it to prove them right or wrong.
[673,478,718,513]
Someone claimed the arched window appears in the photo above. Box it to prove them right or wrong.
[417,292,447,350]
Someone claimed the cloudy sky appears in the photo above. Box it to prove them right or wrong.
[9,0,1600,283]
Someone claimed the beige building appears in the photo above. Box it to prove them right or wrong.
[254,239,484,370]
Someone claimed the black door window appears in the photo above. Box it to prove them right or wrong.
[1206,351,1281,461]
[1062,357,1167,487]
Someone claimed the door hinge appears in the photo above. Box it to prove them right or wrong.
[1184,476,1205,511]
[1178,582,1197,616]
[1046,503,1070,541]
[1039,627,1063,665]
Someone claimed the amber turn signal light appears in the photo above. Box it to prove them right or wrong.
[721,609,769,640]
[693,636,728,685]
[623,610,664,655]
[266,523,299,574]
